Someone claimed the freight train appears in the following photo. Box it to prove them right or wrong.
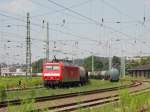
[42,61,88,87]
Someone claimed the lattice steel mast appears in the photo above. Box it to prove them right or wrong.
[46,22,49,62]
[26,12,31,77]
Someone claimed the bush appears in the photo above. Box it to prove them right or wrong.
[0,86,7,101]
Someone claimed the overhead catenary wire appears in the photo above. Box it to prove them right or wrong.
[32,0,149,32]
[1,29,149,59]
[0,12,26,23]
[1,26,149,45]
[31,0,96,17]
[0,0,149,62]
[31,0,146,25]
[29,0,96,24]
[0,7,148,42]
[100,0,144,25]
[46,0,138,40]
[0,29,100,46]
[0,11,99,43]
[0,2,147,43]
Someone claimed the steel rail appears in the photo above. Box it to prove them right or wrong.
[5,85,43,92]
[40,82,150,112]
[0,80,140,108]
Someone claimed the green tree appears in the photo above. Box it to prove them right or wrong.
[83,56,107,71]
[140,57,150,65]
[126,56,150,70]
[32,59,44,73]
[83,56,92,71]
[112,56,121,69]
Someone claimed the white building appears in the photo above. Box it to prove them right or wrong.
[1,67,25,76]
[1,67,11,76]
[126,56,141,61]
[13,68,25,76]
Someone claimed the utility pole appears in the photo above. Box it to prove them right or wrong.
[121,56,125,78]
[72,42,74,65]
[46,22,49,62]
[92,54,94,75]
[42,20,46,64]
[72,41,77,65]
[26,12,31,77]
[109,57,112,70]
[108,40,112,71]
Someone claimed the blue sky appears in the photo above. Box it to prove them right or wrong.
[0,0,150,64]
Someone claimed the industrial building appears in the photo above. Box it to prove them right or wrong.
[128,64,150,78]
[0,67,25,76]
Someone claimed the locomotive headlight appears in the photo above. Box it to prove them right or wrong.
[44,73,50,76]
[44,73,60,76]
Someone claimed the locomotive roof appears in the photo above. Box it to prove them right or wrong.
[44,61,77,67]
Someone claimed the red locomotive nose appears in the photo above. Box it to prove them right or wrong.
[43,62,61,82]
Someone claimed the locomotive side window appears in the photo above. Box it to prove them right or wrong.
[45,65,59,70]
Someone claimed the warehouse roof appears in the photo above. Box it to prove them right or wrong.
[128,64,150,71]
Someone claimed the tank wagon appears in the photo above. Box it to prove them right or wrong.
[42,61,88,87]
[108,68,120,82]
[89,68,120,82]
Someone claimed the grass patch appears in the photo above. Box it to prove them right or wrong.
[124,75,150,81]
[0,76,42,89]
[1,79,130,101]
[78,89,150,112]
[9,88,150,112]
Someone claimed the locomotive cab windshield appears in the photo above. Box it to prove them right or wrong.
[45,65,59,71]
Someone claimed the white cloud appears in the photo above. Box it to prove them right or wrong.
[0,0,35,14]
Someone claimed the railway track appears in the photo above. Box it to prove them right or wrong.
[0,80,141,109]
[48,87,150,112]
[29,81,144,112]
[5,85,43,92]
[36,94,119,112]
[33,81,150,112]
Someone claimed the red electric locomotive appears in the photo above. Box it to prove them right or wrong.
[42,61,88,87]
